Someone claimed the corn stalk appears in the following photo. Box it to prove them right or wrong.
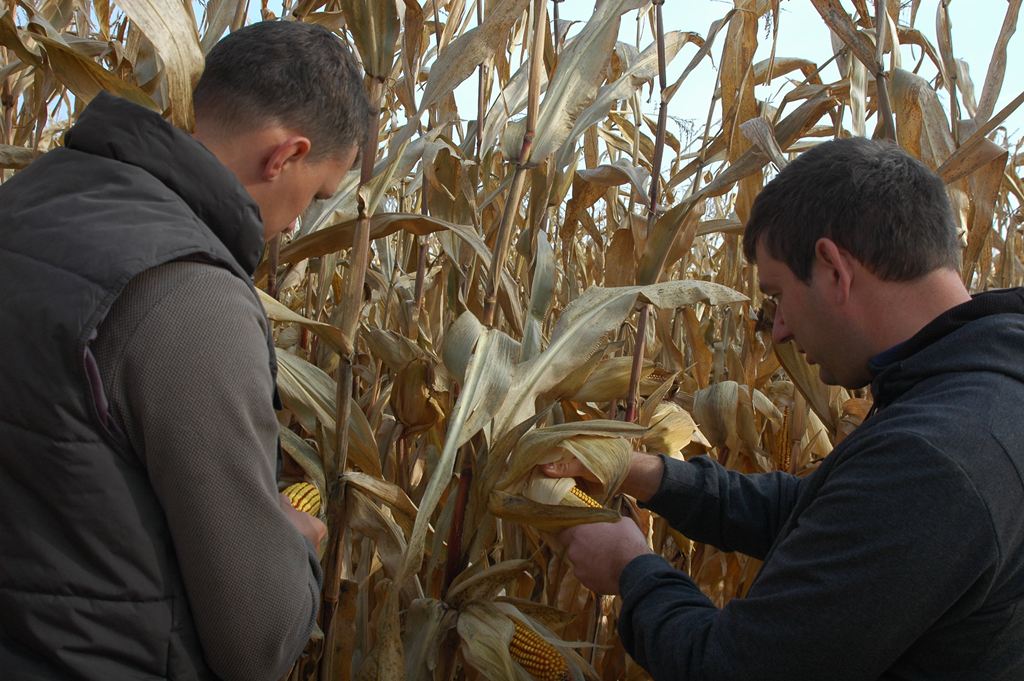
[624,0,669,423]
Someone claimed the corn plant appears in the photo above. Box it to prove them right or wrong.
[2,1,1022,679]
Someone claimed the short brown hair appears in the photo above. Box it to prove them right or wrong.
[193,20,372,160]
[743,137,961,282]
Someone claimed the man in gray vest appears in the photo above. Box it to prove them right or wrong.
[0,20,369,681]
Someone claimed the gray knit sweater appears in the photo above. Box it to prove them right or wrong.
[92,260,321,681]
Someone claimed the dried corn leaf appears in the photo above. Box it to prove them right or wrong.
[975,0,1021,124]
[340,0,400,80]
[811,0,880,74]
[554,29,699,168]
[527,0,646,166]
[258,288,348,354]
[0,11,42,66]
[398,313,519,585]
[275,350,382,478]
[418,0,529,113]
[447,559,534,608]
[521,231,555,361]
[32,34,159,111]
[116,0,203,129]
[772,340,837,436]
[348,488,410,592]
[495,280,744,434]
[892,68,954,170]
[344,471,417,533]
[0,144,39,169]
[279,427,326,494]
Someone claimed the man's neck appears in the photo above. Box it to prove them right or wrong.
[860,269,972,355]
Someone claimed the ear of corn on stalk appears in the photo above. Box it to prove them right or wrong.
[567,486,601,509]
[509,619,569,681]
[283,481,321,516]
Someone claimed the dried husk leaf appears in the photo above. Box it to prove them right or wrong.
[643,403,698,455]
[772,341,838,437]
[571,356,654,403]
[456,602,529,681]
[497,422,642,498]
[404,598,451,681]
[489,491,619,531]
[390,357,446,435]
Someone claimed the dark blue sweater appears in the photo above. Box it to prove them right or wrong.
[619,288,1024,680]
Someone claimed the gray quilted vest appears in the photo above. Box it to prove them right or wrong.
[0,93,274,680]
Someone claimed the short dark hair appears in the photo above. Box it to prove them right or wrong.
[193,20,371,160]
[742,137,961,282]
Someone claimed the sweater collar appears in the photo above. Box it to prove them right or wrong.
[869,287,1024,406]
[63,92,265,275]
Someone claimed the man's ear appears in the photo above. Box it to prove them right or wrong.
[261,136,312,182]
[814,237,855,303]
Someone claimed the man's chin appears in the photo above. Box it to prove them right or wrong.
[819,366,872,390]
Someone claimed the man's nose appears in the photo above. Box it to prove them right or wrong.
[772,307,792,345]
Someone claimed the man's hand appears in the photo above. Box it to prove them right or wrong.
[558,517,653,595]
[541,451,665,503]
[540,457,599,483]
[278,492,327,550]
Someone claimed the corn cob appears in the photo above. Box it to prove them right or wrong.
[509,620,569,681]
[283,481,321,516]
[566,486,601,509]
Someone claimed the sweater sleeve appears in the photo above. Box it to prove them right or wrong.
[618,432,999,681]
[96,262,320,681]
[643,454,804,559]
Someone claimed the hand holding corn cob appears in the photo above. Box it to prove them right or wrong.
[278,482,327,549]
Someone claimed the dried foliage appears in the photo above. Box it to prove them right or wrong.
[2,1,1023,679]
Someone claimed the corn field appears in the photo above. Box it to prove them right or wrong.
[2,0,1023,679]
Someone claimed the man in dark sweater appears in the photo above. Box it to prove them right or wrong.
[0,21,369,681]
[547,138,1024,679]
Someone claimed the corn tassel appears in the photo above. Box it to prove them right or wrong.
[283,481,321,516]
[509,620,569,681]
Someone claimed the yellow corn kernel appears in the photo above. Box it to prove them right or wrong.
[508,620,568,681]
[566,486,601,509]
[283,481,321,516]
